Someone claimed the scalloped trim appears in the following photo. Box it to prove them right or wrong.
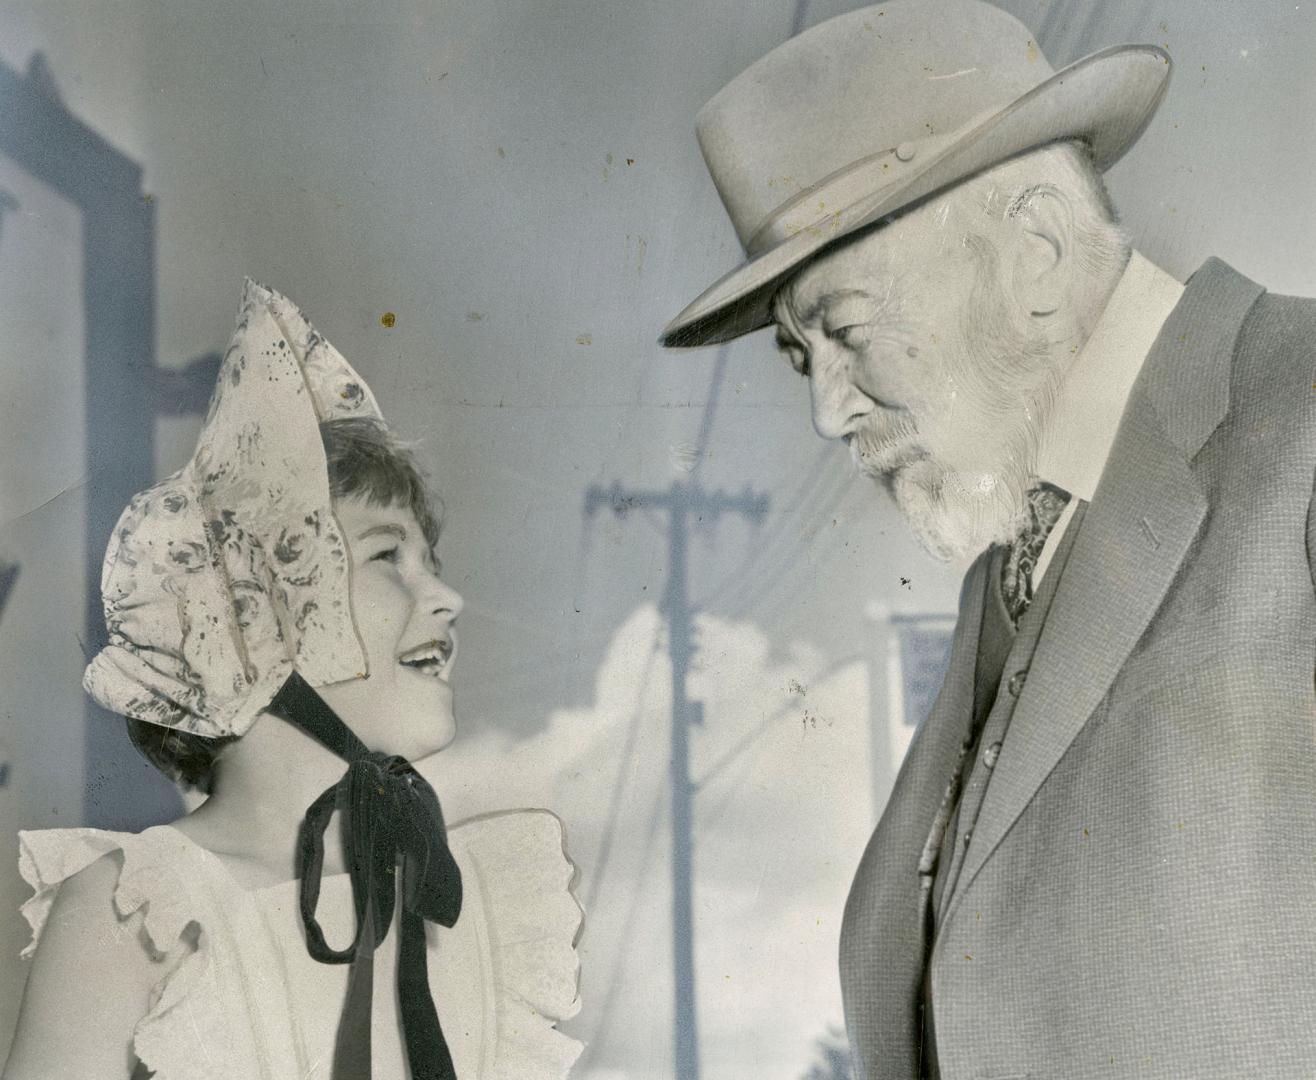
[448,809,585,1078]
[18,828,127,959]
[18,827,224,1079]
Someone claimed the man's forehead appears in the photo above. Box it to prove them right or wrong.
[775,187,966,329]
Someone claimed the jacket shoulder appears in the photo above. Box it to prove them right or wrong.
[1232,289,1316,415]
[1230,289,1316,581]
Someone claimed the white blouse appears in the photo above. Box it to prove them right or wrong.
[19,811,582,1079]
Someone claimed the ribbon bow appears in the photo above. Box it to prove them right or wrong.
[266,672,463,1080]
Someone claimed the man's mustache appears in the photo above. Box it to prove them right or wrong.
[847,415,920,475]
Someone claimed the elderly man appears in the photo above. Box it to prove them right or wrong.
[663,2,1316,1078]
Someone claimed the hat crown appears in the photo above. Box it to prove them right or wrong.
[698,0,1053,250]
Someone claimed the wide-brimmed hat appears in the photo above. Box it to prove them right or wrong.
[661,0,1171,348]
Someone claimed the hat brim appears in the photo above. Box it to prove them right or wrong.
[660,44,1171,349]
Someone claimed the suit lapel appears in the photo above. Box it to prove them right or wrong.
[941,258,1265,921]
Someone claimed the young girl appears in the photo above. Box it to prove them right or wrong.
[3,281,582,1079]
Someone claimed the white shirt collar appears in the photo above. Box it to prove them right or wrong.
[1033,251,1185,502]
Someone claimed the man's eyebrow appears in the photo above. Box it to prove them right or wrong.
[797,288,876,325]
[356,523,407,542]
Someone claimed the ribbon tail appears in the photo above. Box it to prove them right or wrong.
[330,888,377,1080]
[398,780,463,928]
[398,906,457,1080]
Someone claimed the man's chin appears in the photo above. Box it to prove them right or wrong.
[886,459,1025,563]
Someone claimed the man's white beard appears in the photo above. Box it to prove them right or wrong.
[883,446,1035,563]
[853,260,1063,563]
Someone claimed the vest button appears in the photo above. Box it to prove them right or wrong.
[1007,670,1028,697]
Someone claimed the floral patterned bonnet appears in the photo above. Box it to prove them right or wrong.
[82,278,384,737]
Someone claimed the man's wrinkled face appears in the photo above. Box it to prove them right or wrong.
[772,193,1061,561]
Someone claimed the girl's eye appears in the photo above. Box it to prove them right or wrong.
[370,546,400,564]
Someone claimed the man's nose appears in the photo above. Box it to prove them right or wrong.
[809,355,872,440]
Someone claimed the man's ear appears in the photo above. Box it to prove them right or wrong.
[1005,184,1074,321]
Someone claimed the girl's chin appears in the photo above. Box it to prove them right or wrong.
[312,675,456,757]
[425,720,458,755]
[388,711,456,760]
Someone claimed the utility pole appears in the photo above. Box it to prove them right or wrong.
[586,477,768,1080]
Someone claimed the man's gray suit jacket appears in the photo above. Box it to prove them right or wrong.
[839,258,1316,1080]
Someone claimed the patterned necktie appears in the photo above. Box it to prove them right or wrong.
[1000,483,1072,626]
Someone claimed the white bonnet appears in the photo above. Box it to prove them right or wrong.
[83,279,385,737]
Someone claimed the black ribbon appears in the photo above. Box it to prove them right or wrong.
[266,671,463,1080]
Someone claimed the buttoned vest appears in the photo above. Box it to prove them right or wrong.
[922,501,1088,1076]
